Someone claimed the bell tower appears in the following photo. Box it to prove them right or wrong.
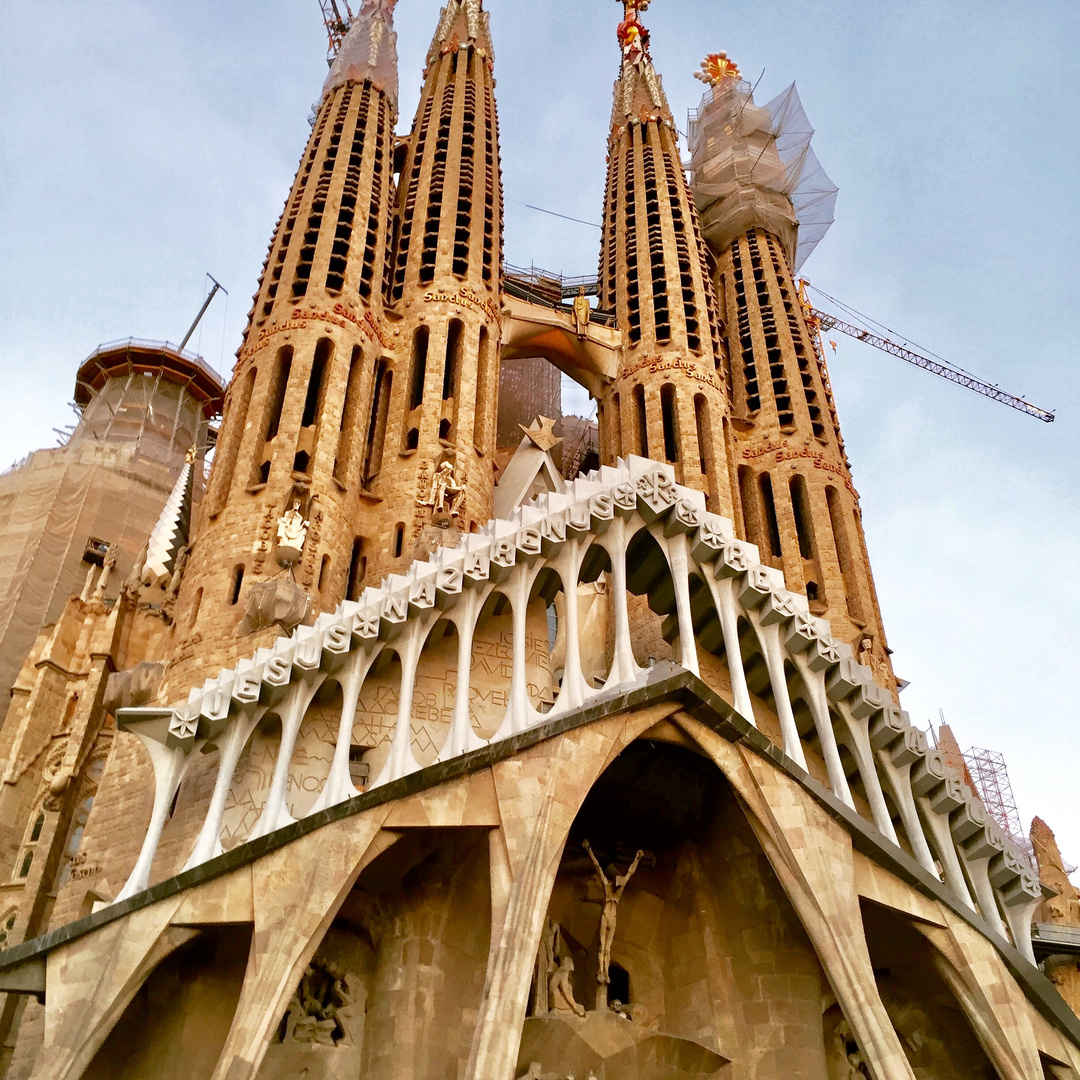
[597,1,733,517]
[688,52,894,680]
[164,0,400,687]
[362,0,504,582]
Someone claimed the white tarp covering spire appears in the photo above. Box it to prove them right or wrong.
[688,73,838,271]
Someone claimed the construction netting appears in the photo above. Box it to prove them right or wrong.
[687,80,838,271]
[0,373,211,724]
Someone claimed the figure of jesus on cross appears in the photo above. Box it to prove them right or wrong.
[583,840,645,985]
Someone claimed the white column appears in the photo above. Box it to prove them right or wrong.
[183,706,266,870]
[311,647,381,812]
[748,614,807,770]
[373,615,434,786]
[250,678,323,840]
[657,531,700,676]
[791,656,853,808]
[115,736,193,902]
[549,543,587,715]
[833,700,899,844]
[702,570,755,724]
[874,754,938,874]
[493,565,538,741]
[600,517,642,690]
[440,588,485,760]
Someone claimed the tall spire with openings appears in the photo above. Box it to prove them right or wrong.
[688,52,894,682]
[362,0,504,581]
[596,0,733,516]
[163,0,400,691]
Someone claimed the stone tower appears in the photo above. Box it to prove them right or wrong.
[166,0,400,688]
[688,55,894,679]
[369,0,504,578]
[597,3,733,517]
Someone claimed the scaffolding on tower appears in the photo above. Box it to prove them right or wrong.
[963,745,1026,844]
[319,0,354,63]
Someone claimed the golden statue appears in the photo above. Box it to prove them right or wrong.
[572,287,591,339]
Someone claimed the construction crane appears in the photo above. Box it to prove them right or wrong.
[318,0,353,64]
[797,280,1055,424]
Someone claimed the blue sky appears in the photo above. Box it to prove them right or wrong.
[1,1,1078,864]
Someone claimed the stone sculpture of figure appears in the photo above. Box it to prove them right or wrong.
[548,955,586,1018]
[583,840,644,984]
[425,459,466,517]
[92,546,118,601]
[277,500,309,551]
[572,287,591,339]
[161,544,190,621]
[121,540,149,602]
[516,1064,544,1080]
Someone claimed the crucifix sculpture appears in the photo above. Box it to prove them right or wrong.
[583,840,645,985]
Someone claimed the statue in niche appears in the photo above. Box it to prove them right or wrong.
[834,1019,870,1079]
[276,500,309,564]
[572,287,591,339]
[161,544,190,621]
[422,458,466,517]
[91,545,117,601]
[122,540,149,602]
[280,959,357,1046]
[582,839,645,984]
[534,918,561,1014]
[856,634,886,683]
[548,955,586,1018]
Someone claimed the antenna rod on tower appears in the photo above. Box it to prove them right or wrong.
[178,275,227,353]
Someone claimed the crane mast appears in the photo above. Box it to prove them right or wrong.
[797,281,1055,424]
[318,0,353,63]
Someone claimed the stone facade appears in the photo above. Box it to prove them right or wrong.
[0,1,1078,1079]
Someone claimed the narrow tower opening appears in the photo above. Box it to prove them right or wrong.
[660,383,678,463]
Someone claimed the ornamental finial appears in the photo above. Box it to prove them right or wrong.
[695,51,742,87]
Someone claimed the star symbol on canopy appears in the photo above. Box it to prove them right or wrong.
[519,415,562,453]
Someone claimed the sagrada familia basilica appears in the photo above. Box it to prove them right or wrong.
[0,0,1078,1077]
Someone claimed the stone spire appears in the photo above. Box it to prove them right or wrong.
[324,0,400,110]
[596,1,732,516]
[362,0,503,581]
[163,4,401,691]
[688,49,894,681]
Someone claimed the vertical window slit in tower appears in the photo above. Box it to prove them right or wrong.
[634,384,648,457]
[610,392,622,458]
[334,345,365,485]
[482,75,499,284]
[393,91,435,301]
[737,465,763,550]
[263,98,332,319]
[364,361,391,483]
[302,338,333,428]
[228,565,245,606]
[660,146,699,352]
[293,86,353,299]
[251,346,292,485]
[759,472,783,560]
[419,78,456,284]
[729,241,759,412]
[403,326,427,451]
[347,538,365,601]
[454,74,476,278]
[660,383,678,463]
[827,486,865,623]
[641,134,670,343]
[189,587,203,630]
[393,523,405,558]
[693,394,709,474]
[747,231,793,426]
[360,93,386,300]
[326,82,370,294]
[474,326,491,454]
[318,554,331,593]
[210,365,256,515]
[623,129,641,344]
[790,474,815,561]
